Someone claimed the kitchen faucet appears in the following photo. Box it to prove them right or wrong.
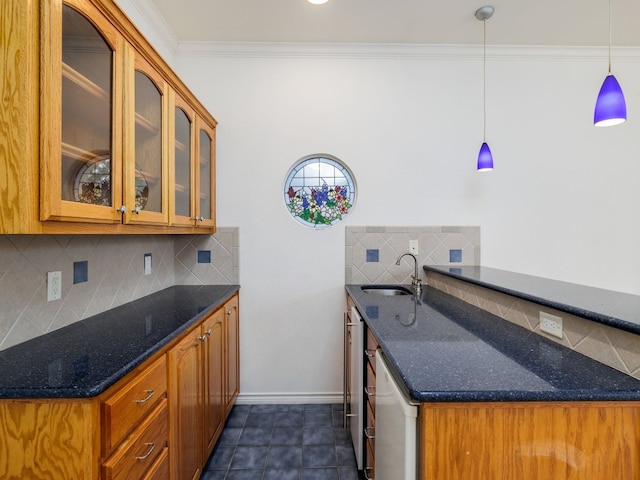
[395,253,422,295]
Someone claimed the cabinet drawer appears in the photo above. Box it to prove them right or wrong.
[365,437,375,480]
[366,362,376,416]
[103,355,167,454]
[366,398,375,454]
[102,398,169,480]
[142,446,169,480]
[366,330,379,372]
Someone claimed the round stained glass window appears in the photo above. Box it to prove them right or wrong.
[284,154,357,228]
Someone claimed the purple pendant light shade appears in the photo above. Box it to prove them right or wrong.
[477,142,494,171]
[476,6,495,172]
[594,74,627,127]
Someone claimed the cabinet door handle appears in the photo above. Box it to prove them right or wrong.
[116,205,127,213]
[205,328,212,336]
[364,426,375,439]
[226,310,232,316]
[365,349,376,358]
[135,390,155,404]
[364,467,374,480]
[198,334,207,342]
[364,386,375,398]
[136,442,155,460]
[132,206,141,214]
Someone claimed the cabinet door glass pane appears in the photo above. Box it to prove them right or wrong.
[199,129,212,220]
[62,5,113,205]
[175,108,191,217]
[135,71,162,212]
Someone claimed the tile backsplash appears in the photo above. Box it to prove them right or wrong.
[0,227,238,351]
[345,226,480,284]
[426,271,640,380]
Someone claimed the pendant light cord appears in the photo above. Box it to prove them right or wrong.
[483,18,487,141]
[608,0,612,74]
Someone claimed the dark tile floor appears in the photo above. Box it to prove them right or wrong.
[201,403,360,480]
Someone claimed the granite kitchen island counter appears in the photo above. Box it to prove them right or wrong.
[345,284,640,403]
[425,265,640,334]
[0,284,239,399]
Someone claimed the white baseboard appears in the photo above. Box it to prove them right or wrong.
[236,392,343,405]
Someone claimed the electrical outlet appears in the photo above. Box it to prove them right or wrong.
[409,239,419,255]
[540,312,563,339]
[47,271,62,301]
[144,253,152,276]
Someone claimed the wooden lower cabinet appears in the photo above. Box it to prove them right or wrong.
[168,326,203,480]
[364,328,378,480]
[169,292,240,480]
[224,295,240,416]
[202,309,225,460]
[0,291,239,480]
[419,401,640,480]
[0,399,100,479]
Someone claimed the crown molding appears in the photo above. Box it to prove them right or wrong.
[117,0,180,54]
[173,41,640,62]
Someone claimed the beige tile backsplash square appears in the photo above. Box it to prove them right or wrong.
[0,228,238,351]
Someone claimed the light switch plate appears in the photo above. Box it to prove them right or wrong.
[144,253,152,276]
[409,240,419,255]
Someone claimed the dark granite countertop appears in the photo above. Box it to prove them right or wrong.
[345,284,640,403]
[425,265,640,335]
[0,285,239,399]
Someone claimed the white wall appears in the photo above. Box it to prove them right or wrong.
[170,45,640,400]
[115,2,640,399]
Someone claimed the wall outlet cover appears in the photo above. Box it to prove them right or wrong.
[540,312,563,339]
[47,271,62,302]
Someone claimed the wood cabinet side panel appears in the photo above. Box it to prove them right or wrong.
[0,0,40,233]
[0,400,100,480]
[419,401,640,480]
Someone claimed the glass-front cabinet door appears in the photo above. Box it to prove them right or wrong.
[122,48,168,225]
[195,118,216,228]
[169,93,196,226]
[41,0,124,223]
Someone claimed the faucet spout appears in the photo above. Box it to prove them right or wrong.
[395,253,422,295]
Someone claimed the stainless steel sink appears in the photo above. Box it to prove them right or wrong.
[361,285,412,296]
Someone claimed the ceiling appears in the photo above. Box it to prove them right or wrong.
[147,0,640,47]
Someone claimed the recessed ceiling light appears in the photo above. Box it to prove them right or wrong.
[308,0,329,4]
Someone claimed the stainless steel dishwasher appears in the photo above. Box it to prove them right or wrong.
[375,350,418,480]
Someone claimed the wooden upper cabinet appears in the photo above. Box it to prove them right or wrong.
[195,118,216,228]
[0,0,217,233]
[41,0,124,223]
[123,49,169,225]
[169,93,197,227]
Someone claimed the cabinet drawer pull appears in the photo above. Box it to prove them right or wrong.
[135,390,155,404]
[365,349,376,358]
[364,426,375,439]
[364,467,375,480]
[136,442,155,460]
[364,386,375,398]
